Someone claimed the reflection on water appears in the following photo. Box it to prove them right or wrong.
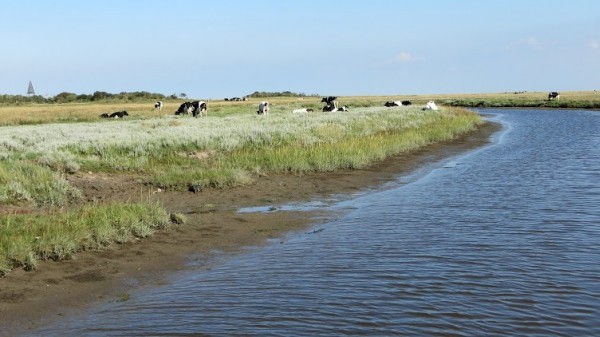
[29,109,600,336]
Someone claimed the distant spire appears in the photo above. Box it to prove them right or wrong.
[27,81,35,96]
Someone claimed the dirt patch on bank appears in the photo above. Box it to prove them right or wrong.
[0,122,500,335]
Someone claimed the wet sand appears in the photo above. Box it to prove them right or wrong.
[0,121,500,335]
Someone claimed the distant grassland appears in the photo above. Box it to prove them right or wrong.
[1,91,598,126]
[5,90,596,275]
[432,91,600,108]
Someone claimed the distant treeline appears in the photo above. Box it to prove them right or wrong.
[0,91,171,105]
[246,91,319,98]
[1,90,320,105]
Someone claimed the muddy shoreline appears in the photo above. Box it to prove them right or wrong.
[0,121,500,335]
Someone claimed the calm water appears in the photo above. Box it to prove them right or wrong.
[29,109,600,336]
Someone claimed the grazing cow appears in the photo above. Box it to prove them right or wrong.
[175,102,194,115]
[337,106,349,112]
[108,111,129,118]
[154,101,163,110]
[292,108,314,113]
[422,101,439,111]
[191,101,207,117]
[548,92,560,100]
[402,100,412,106]
[257,101,269,115]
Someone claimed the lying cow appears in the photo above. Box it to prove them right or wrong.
[548,92,560,100]
[422,101,439,111]
[100,111,129,118]
[292,108,314,113]
[154,101,163,110]
[385,100,412,107]
[257,101,269,115]
[323,105,349,112]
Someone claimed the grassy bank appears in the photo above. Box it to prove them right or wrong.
[421,90,600,109]
[0,96,488,275]
[1,106,482,193]
[0,202,172,274]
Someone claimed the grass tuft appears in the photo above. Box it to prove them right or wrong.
[0,201,170,275]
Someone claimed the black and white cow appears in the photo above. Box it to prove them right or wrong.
[191,101,207,117]
[101,111,129,118]
[175,102,194,115]
[154,101,163,110]
[548,92,560,100]
[385,100,412,107]
[323,105,349,112]
[257,101,269,115]
[321,96,338,111]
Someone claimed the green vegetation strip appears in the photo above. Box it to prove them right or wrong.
[0,202,170,275]
[154,108,482,190]
[0,105,482,275]
[0,161,81,207]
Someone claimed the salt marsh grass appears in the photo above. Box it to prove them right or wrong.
[0,105,482,192]
[0,161,80,207]
[0,97,483,275]
[0,202,170,274]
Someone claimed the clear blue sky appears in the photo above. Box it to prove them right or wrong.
[1,0,599,99]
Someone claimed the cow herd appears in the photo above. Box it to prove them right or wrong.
[98,97,432,120]
[98,92,562,120]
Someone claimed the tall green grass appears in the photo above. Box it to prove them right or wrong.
[0,160,81,207]
[0,202,171,275]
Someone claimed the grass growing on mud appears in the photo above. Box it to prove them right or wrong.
[0,99,483,275]
[0,202,170,275]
